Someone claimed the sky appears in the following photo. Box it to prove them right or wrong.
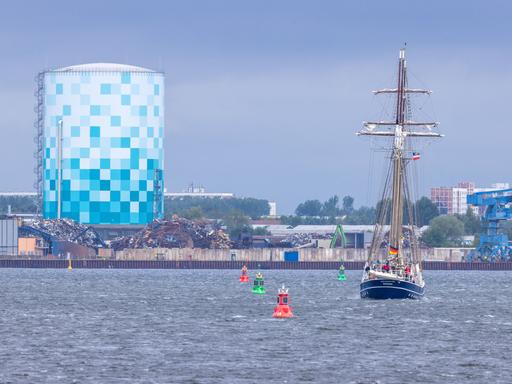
[0,0,511,214]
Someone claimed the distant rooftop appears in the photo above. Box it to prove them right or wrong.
[165,192,234,199]
[0,192,36,196]
[0,191,235,199]
[165,183,234,198]
[52,63,156,73]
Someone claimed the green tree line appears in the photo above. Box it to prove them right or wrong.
[0,193,489,249]
[0,196,38,214]
[284,195,440,227]
[421,207,481,247]
[289,194,488,247]
[0,195,271,220]
[164,196,270,220]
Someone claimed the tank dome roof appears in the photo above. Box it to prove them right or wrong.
[53,63,156,73]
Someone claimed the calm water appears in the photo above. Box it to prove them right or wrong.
[0,269,511,383]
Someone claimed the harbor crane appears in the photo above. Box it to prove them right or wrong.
[466,188,512,261]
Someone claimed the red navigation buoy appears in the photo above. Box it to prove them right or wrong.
[272,284,293,318]
[239,264,249,282]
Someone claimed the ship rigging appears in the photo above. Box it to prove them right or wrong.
[358,48,442,299]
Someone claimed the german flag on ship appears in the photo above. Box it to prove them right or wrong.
[389,246,399,255]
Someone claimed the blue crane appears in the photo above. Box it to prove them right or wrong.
[466,188,512,261]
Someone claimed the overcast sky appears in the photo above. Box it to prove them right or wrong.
[0,1,511,213]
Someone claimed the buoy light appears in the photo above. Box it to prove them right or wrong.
[239,264,249,282]
[273,284,293,318]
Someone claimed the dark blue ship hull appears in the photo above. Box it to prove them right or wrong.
[360,279,424,299]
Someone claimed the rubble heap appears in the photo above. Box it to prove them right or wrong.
[110,218,232,250]
[27,218,105,248]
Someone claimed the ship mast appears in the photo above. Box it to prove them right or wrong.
[389,48,406,262]
[358,47,442,263]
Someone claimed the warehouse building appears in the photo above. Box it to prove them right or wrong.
[255,224,375,249]
[34,63,164,224]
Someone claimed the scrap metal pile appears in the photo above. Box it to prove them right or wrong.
[279,233,332,248]
[110,218,232,250]
[23,219,105,247]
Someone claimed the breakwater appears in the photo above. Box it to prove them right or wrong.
[1,259,512,270]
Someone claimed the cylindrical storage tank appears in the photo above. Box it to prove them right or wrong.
[41,63,164,224]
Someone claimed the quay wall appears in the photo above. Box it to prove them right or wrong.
[0,259,511,270]
[115,247,474,263]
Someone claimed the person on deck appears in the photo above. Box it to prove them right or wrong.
[405,264,411,279]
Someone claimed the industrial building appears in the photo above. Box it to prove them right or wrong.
[431,182,510,215]
[431,182,474,215]
[254,224,377,249]
[34,63,164,225]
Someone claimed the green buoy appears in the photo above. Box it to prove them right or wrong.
[252,272,266,294]
[338,264,347,281]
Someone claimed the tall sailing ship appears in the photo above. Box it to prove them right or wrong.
[358,48,442,299]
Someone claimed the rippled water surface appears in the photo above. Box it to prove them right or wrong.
[1,269,511,383]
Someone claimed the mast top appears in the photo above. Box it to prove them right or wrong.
[356,47,441,138]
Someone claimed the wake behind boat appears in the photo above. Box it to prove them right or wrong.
[357,47,442,299]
